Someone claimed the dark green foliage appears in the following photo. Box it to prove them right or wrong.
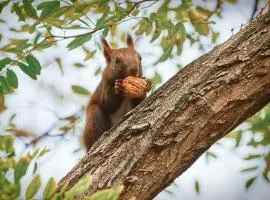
[18,62,38,80]
[6,69,18,89]
[26,55,41,75]
[23,0,38,19]
[37,1,60,19]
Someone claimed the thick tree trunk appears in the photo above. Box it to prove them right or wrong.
[59,12,270,200]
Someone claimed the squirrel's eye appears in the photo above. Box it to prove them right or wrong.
[138,55,142,61]
[115,57,121,64]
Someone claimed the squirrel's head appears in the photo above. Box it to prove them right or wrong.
[102,34,141,79]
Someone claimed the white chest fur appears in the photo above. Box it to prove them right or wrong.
[109,97,133,125]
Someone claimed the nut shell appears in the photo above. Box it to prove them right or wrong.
[122,76,149,99]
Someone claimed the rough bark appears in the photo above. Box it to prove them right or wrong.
[59,12,270,200]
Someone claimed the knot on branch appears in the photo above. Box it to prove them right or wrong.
[125,175,138,183]
[130,122,150,134]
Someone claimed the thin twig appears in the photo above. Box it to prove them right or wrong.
[250,0,260,20]
[59,0,96,27]
[26,108,84,146]
[207,0,222,20]
[118,0,157,5]
[140,0,159,9]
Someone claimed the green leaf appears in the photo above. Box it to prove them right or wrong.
[205,151,217,163]
[26,55,41,75]
[36,39,55,50]
[189,8,210,36]
[241,166,258,173]
[28,149,40,159]
[0,76,12,92]
[0,0,9,14]
[23,0,38,19]
[6,69,18,89]
[0,94,6,112]
[195,180,200,194]
[164,189,174,196]
[71,85,91,96]
[14,157,30,183]
[244,154,261,160]
[196,6,213,19]
[130,8,139,16]
[83,49,97,61]
[235,131,242,147]
[12,3,25,21]
[135,18,152,36]
[0,135,15,154]
[115,6,127,19]
[67,34,91,50]
[74,63,85,68]
[32,162,38,174]
[52,6,70,18]
[26,174,41,200]
[38,148,50,157]
[263,170,270,183]
[33,32,42,45]
[182,0,192,6]
[173,22,186,38]
[211,32,220,43]
[193,22,209,36]
[99,0,110,6]
[43,177,57,200]
[65,176,92,200]
[0,57,11,69]
[156,46,173,63]
[102,28,109,37]
[94,67,102,76]
[245,177,256,189]
[96,15,113,29]
[151,72,162,91]
[86,185,123,200]
[151,29,161,42]
[37,1,60,19]
[18,62,37,80]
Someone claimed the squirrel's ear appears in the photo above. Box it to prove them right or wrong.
[102,38,112,63]
[126,33,134,49]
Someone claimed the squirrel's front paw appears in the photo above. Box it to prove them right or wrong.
[114,79,125,95]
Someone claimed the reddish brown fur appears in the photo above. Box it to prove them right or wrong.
[83,34,147,151]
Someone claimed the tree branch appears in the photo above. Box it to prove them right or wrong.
[58,12,270,200]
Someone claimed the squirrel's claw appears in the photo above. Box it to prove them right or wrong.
[115,79,124,95]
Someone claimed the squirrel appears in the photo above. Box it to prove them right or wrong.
[83,34,150,151]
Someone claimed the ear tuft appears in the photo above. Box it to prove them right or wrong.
[102,38,112,63]
[126,33,134,49]
[102,38,110,48]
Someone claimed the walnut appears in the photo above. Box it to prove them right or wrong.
[121,76,151,99]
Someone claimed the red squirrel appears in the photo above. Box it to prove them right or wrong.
[83,34,149,151]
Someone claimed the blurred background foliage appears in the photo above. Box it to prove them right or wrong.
[0,135,123,199]
[0,0,269,199]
